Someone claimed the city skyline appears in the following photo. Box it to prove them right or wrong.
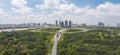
[0,0,120,26]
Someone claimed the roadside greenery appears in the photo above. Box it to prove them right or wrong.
[66,29,82,32]
[28,28,60,33]
[0,29,55,55]
[58,28,120,55]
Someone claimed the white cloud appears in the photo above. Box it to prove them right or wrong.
[12,6,33,15]
[36,0,70,10]
[0,9,8,17]
[49,2,120,25]
[36,0,59,9]
[11,0,27,7]
[11,0,33,15]
[96,2,120,17]
[1,0,120,25]
[35,0,89,15]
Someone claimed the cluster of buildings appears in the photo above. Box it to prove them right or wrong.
[98,22,104,27]
[117,23,120,27]
[0,23,56,29]
[0,20,120,30]
[55,20,72,28]
[1,16,115,29]
[0,23,41,29]
[0,20,73,30]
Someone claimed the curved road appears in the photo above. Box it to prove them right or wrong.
[51,29,65,55]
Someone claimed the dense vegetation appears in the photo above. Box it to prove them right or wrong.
[40,28,60,32]
[66,29,82,32]
[28,28,60,33]
[0,28,58,55]
[58,28,120,55]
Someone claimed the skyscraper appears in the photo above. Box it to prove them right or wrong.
[56,20,58,26]
[98,22,104,27]
[55,20,73,28]
[69,21,72,28]
[65,20,68,28]
[117,23,120,27]
[59,20,61,26]
[61,21,64,28]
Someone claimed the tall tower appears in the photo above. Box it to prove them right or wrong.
[59,20,61,26]
[69,21,72,28]
[98,22,104,27]
[56,20,58,26]
[61,21,64,28]
[65,20,68,28]
[117,23,120,27]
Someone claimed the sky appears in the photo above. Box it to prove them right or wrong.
[0,0,120,26]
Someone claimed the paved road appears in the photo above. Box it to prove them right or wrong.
[51,29,65,55]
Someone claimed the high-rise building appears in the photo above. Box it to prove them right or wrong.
[98,22,104,27]
[59,20,61,26]
[65,20,68,28]
[117,23,120,27]
[55,20,72,28]
[69,21,72,28]
[56,20,58,26]
[83,23,86,26]
[61,21,64,28]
